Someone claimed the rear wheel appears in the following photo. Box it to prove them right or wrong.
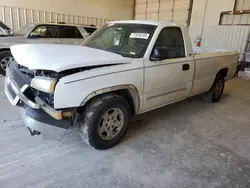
[79,94,131,150]
[202,73,225,103]
[0,51,14,75]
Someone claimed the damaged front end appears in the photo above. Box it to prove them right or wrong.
[5,62,75,140]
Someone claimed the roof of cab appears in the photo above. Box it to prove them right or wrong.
[27,22,97,28]
[108,20,178,27]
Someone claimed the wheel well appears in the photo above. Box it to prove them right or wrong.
[0,48,10,53]
[79,89,140,116]
[218,68,228,78]
[113,89,139,115]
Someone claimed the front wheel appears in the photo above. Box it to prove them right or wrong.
[0,51,14,75]
[80,94,131,150]
[202,73,225,103]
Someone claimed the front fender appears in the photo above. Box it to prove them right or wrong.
[53,61,144,112]
[80,84,140,115]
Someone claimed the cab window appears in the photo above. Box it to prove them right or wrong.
[154,27,185,59]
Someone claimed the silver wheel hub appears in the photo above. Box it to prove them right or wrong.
[98,108,124,140]
[0,56,14,71]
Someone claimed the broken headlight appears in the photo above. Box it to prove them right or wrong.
[30,76,57,93]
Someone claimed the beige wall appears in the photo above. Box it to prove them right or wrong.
[0,0,134,20]
[204,0,235,25]
[189,0,250,60]
[235,0,250,10]
[190,0,235,27]
[189,0,235,43]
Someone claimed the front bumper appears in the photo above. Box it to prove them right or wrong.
[21,104,71,140]
[5,66,71,140]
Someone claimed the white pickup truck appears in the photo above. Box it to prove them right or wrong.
[5,20,238,150]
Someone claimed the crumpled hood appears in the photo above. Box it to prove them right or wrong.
[10,44,132,72]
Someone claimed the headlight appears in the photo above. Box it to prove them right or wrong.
[30,76,57,93]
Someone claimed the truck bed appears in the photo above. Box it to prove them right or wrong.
[189,47,238,96]
[192,46,234,55]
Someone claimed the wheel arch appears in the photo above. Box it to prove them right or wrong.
[217,67,228,78]
[80,84,140,115]
[0,48,10,53]
[205,67,228,93]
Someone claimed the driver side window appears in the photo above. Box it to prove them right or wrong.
[154,27,186,60]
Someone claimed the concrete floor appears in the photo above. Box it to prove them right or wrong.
[0,75,250,188]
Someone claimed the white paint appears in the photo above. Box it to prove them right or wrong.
[10,44,132,72]
[9,20,238,114]
[129,33,150,39]
[110,20,162,26]
[0,23,89,49]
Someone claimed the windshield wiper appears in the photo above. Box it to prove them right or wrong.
[105,48,121,55]
[105,49,133,58]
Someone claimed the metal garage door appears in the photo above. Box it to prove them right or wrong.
[135,0,192,26]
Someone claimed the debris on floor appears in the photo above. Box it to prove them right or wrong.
[238,69,250,81]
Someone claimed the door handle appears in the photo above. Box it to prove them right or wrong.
[53,41,60,44]
[182,64,190,71]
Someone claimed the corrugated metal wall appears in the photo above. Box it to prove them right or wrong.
[135,0,191,26]
[189,25,250,60]
[1,0,134,21]
[0,5,112,31]
[220,13,250,25]
[189,0,250,61]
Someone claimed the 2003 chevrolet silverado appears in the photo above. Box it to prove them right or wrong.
[5,20,238,150]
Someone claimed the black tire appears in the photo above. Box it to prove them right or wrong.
[80,94,131,150]
[0,51,13,76]
[202,73,225,103]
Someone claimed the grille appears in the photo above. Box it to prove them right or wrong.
[8,62,36,102]
[9,62,32,88]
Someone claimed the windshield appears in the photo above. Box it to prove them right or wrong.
[83,23,156,58]
[16,24,34,36]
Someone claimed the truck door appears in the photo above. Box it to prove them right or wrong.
[143,27,194,111]
[28,25,61,44]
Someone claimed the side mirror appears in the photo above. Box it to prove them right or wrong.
[150,46,169,61]
[29,32,40,38]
